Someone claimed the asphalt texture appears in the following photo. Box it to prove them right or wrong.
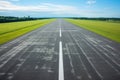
[0,19,120,80]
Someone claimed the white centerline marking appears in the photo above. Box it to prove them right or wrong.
[59,41,64,80]
[59,20,64,80]
[59,20,62,37]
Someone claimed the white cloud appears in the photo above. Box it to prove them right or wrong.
[0,0,20,1]
[0,1,80,15]
[10,0,20,1]
[0,0,103,17]
[87,0,96,5]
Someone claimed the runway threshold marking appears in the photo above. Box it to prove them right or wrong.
[59,20,64,80]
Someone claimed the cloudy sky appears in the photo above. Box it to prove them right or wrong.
[0,0,120,17]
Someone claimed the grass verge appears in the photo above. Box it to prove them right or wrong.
[0,19,55,44]
[66,19,120,43]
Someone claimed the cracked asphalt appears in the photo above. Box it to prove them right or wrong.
[0,19,120,80]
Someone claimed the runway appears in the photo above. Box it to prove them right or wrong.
[0,19,120,80]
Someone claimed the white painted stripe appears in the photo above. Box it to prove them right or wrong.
[59,41,64,80]
[59,20,62,37]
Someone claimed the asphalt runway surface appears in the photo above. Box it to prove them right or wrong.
[0,19,120,80]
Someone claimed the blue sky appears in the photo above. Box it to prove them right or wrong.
[0,0,120,17]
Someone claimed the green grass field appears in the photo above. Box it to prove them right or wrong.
[0,19,55,44]
[66,19,120,43]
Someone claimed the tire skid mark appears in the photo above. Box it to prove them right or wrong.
[71,30,120,80]
[65,44,75,75]
[69,32,103,80]
[85,35,120,65]
[63,31,92,80]
[80,32,120,73]
[83,37,120,74]
[0,45,27,69]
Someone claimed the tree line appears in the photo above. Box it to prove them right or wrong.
[0,16,120,23]
[0,16,50,23]
[68,17,120,21]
